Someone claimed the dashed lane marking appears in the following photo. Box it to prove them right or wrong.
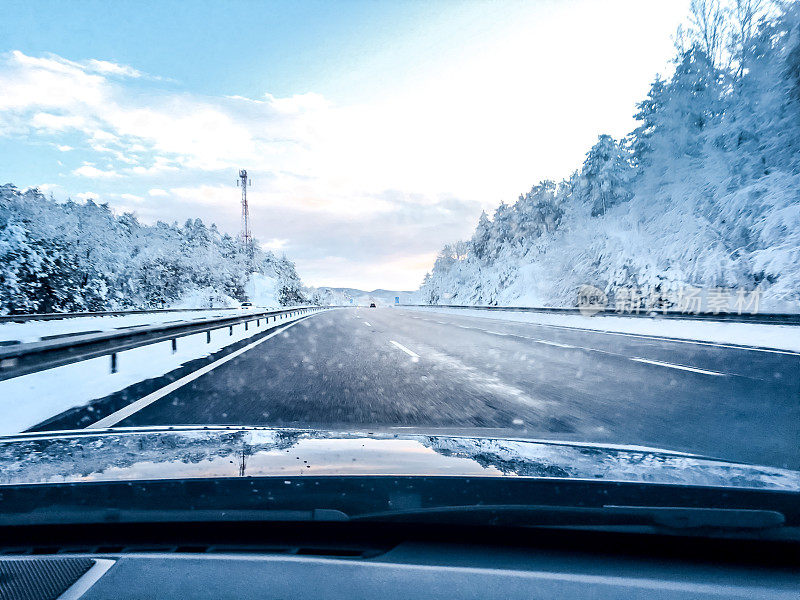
[630,357,725,376]
[390,340,420,362]
[534,339,576,348]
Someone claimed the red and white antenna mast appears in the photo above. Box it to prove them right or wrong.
[237,169,253,256]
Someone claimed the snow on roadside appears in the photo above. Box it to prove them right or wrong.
[400,307,800,353]
[169,287,240,309]
[0,310,239,344]
[0,310,326,435]
[244,272,280,307]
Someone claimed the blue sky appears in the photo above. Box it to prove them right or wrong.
[0,0,689,289]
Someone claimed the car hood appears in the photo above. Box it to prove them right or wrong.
[0,426,798,491]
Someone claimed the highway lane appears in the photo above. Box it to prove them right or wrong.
[116,307,800,469]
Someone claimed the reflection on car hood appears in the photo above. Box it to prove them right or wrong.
[0,426,798,491]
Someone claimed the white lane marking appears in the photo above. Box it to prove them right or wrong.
[485,331,509,336]
[364,321,372,327]
[534,339,575,348]
[422,347,550,411]
[87,316,313,429]
[631,357,724,376]
[390,340,420,362]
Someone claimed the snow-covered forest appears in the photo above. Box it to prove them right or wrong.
[420,1,800,311]
[0,184,306,313]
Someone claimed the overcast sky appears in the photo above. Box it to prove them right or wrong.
[0,0,689,290]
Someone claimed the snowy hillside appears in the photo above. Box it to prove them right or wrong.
[0,185,307,313]
[420,2,800,312]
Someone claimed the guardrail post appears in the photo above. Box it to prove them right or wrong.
[229,325,233,336]
[245,321,249,331]
[206,331,211,343]
[171,338,177,353]
[110,353,117,374]
[256,318,260,327]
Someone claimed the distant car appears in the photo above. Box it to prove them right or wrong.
[240,302,254,309]
[369,302,376,308]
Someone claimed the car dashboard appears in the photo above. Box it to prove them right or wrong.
[0,522,797,599]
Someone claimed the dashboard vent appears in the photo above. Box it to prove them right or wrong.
[0,557,94,600]
[1,544,387,559]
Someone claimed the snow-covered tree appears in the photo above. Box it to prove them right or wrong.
[470,211,492,260]
[420,1,800,311]
[0,185,308,313]
[577,136,633,216]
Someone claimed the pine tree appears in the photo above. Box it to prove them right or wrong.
[579,136,634,216]
[470,211,492,260]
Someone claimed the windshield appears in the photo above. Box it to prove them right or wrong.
[0,0,799,533]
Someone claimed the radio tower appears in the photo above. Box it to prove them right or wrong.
[236,169,253,257]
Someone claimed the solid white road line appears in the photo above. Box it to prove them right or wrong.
[86,316,313,429]
[390,340,420,362]
[630,357,725,376]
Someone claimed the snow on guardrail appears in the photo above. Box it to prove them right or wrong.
[400,305,800,353]
[402,304,800,326]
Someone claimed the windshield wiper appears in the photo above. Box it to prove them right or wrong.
[351,504,786,532]
[0,508,350,527]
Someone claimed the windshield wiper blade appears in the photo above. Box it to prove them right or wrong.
[0,508,350,527]
[352,504,786,531]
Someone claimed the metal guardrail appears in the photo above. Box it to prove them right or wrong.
[403,304,800,326]
[0,306,327,382]
[0,306,240,324]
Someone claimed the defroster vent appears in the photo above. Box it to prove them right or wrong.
[0,558,94,600]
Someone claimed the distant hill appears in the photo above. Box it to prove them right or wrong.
[309,286,419,306]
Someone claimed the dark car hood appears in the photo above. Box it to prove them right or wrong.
[1,426,798,491]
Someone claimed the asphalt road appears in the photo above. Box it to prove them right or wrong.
[118,307,800,469]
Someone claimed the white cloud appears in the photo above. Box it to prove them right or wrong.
[74,192,99,201]
[84,59,142,78]
[0,2,689,287]
[27,183,60,193]
[129,156,179,175]
[31,113,88,133]
[117,193,143,202]
[56,144,73,151]
[73,163,119,178]
[262,238,289,251]
[168,185,231,206]
[0,51,108,114]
